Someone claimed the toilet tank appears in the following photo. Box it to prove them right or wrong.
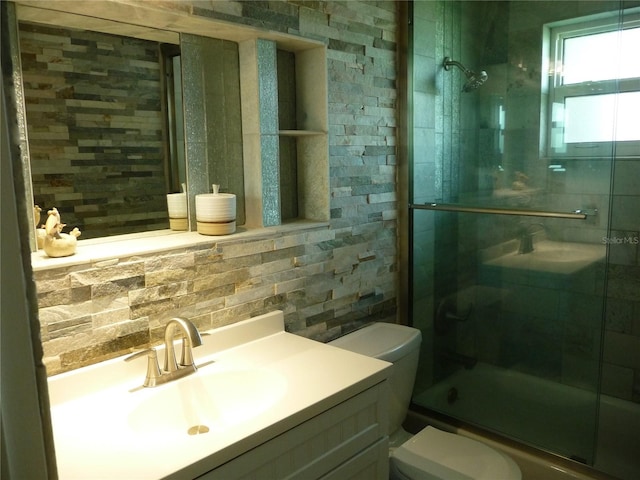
[329,323,422,436]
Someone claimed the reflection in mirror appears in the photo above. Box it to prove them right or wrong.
[163,45,186,195]
[17,19,184,240]
[180,33,245,227]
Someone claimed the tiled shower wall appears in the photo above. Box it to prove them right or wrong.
[33,1,399,375]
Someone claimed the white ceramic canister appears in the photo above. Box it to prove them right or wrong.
[195,184,236,235]
[166,192,188,231]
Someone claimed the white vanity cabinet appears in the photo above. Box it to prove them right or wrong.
[198,382,389,480]
[48,311,390,480]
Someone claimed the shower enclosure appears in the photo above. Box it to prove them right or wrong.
[406,2,640,480]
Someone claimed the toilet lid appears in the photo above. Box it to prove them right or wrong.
[329,322,421,363]
[391,427,521,480]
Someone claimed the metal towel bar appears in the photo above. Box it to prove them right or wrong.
[411,203,588,220]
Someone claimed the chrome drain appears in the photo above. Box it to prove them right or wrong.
[187,425,210,435]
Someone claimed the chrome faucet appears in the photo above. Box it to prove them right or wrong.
[163,317,203,373]
[518,223,545,254]
[125,317,203,387]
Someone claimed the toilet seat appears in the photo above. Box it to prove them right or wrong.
[390,426,522,480]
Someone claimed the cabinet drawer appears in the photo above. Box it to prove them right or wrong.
[320,437,388,480]
[199,381,388,479]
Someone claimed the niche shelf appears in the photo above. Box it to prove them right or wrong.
[278,130,325,136]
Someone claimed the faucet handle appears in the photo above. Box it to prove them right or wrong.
[181,332,209,366]
[180,336,195,367]
[125,348,162,387]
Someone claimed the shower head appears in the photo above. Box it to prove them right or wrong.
[443,57,488,92]
[462,70,488,92]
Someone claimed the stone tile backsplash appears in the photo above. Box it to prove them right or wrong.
[36,225,397,374]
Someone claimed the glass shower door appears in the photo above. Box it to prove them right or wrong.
[410,207,607,463]
[406,0,628,466]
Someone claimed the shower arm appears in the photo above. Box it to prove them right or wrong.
[443,57,473,77]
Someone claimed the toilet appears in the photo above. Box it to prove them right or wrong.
[329,322,521,480]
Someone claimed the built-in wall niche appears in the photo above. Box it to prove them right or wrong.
[278,50,299,221]
[7,0,329,252]
[239,37,329,228]
[277,48,330,223]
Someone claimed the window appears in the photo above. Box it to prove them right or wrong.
[544,8,640,157]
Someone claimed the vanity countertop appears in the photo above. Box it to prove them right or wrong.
[48,311,390,479]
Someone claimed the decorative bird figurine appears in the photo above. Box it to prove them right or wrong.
[42,207,81,257]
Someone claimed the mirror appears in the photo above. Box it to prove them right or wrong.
[13,6,185,241]
[5,0,320,250]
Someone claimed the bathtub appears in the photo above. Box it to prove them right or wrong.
[412,363,640,480]
[595,393,640,480]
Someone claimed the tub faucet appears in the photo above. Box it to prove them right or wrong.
[440,349,477,370]
[518,223,545,254]
[125,317,203,387]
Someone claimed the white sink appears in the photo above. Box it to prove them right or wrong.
[127,366,287,436]
[48,311,389,479]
